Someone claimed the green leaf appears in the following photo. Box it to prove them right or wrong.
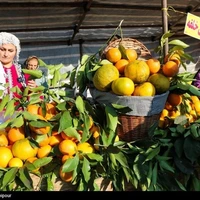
[18,167,33,190]
[62,155,79,172]
[82,157,91,182]
[86,153,103,161]
[1,167,18,189]
[159,160,174,173]
[58,110,73,132]
[145,146,160,162]
[75,96,85,114]
[4,99,15,117]
[22,69,43,79]
[63,127,81,142]
[0,94,9,112]
[10,115,24,128]
[168,39,189,48]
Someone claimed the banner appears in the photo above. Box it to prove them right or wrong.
[184,13,200,40]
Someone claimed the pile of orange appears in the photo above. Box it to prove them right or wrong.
[94,46,180,96]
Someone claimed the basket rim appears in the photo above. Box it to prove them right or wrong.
[102,37,152,59]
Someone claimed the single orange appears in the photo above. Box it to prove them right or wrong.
[162,60,179,77]
[164,53,181,66]
[125,49,138,62]
[59,166,73,183]
[38,102,56,120]
[49,134,63,146]
[7,127,25,144]
[115,59,129,74]
[58,139,77,156]
[0,147,13,168]
[37,144,52,158]
[146,58,161,74]
[106,48,122,63]
[8,157,23,168]
[167,93,182,106]
[0,131,9,147]
[27,104,39,115]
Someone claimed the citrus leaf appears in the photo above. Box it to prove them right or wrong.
[62,155,79,172]
[1,167,18,190]
[18,167,33,190]
[168,39,189,48]
[82,157,91,182]
[75,96,85,114]
[86,153,103,161]
[58,110,73,132]
[0,94,9,112]
[4,99,15,117]
[63,127,81,142]
[10,115,24,128]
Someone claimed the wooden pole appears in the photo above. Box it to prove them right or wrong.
[161,0,168,56]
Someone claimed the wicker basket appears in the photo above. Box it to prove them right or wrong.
[117,114,161,142]
[101,37,152,60]
[94,38,167,142]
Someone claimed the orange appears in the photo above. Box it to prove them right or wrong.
[0,147,13,168]
[37,144,52,158]
[59,166,73,183]
[77,142,94,154]
[7,127,25,144]
[124,60,150,84]
[93,64,119,91]
[27,104,39,115]
[191,96,199,104]
[194,101,200,113]
[8,157,23,168]
[133,82,155,96]
[60,131,77,142]
[148,73,170,94]
[49,134,63,146]
[162,61,179,77]
[105,48,122,63]
[29,115,51,135]
[58,139,77,156]
[167,93,182,107]
[0,130,9,147]
[160,109,169,118]
[111,77,135,96]
[38,103,56,120]
[146,58,161,74]
[12,138,38,161]
[115,59,129,74]
[125,49,138,62]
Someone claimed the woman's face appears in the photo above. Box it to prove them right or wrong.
[27,58,38,70]
[0,43,16,67]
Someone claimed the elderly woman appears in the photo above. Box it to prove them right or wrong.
[0,32,37,99]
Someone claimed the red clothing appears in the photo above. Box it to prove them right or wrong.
[3,64,29,99]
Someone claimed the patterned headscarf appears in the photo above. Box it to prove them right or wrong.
[0,32,21,64]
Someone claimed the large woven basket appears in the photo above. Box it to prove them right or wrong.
[95,38,167,142]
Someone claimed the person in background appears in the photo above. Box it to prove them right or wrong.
[0,32,37,99]
[24,55,39,70]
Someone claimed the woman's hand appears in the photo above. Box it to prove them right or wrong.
[27,80,37,88]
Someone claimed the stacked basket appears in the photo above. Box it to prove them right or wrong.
[91,38,169,142]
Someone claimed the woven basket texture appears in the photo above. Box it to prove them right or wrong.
[117,113,161,142]
[102,37,152,60]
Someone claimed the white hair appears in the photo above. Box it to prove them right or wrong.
[0,32,21,64]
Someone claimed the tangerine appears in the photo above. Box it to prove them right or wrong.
[167,93,182,106]
[164,53,181,66]
[148,73,170,94]
[12,138,38,161]
[146,58,161,74]
[115,59,129,74]
[93,64,119,91]
[162,60,179,77]
[38,103,56,120]
[77,142,94,154]
[37,144,52,158]
[27,104,39,115]
[125,49,138,62]
[7,127,25,144]
[106,48,122,63]
[58,139,77,156]
[8,157,23,168]
[49,134,63,146]
[0,130,9,147]
[0,147,13,168]
[59,166,73,183]
[124,60,150,84]
[111,77,135,96]
[133,82,155,96]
